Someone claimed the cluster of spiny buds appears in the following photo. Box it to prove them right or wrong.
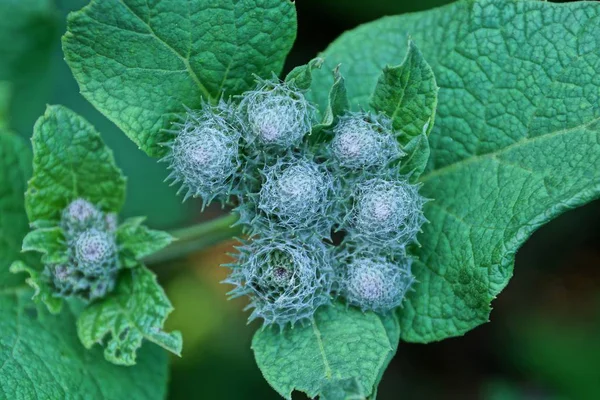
[165,77,426,327]
[44,198,120,302]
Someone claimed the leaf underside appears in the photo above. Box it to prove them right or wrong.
[62,0,297,157]
[310,0,600,342]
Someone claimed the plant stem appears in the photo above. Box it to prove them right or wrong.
[143,213,241,265]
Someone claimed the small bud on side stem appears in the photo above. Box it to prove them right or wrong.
[45,198,121,302]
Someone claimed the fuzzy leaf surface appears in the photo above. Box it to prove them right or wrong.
[22,227,66,265]
[285,57,324,91]
[400,129,430,183]
[0,292,170,400]
[26,105,126,224]
[62,0,297,156]
[252,303,399,400]
[371,40,438,145]
[311,0,600,342]
[0,133,170,400]
[77,266,182,366]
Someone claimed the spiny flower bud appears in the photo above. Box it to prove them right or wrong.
[331,112,403,170]
[350,178,426,246]
[341,254,414,313]
[240,79,313,149]
[164,101,241,204]
[61,198,102,237]
[46,263,116,301]
[74,228,118,272]
[258,156,334,237]
[47,200,121,302]
[225,236,333,327]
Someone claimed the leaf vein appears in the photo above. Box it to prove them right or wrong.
[116,0,213,100]
[421,115,600,182]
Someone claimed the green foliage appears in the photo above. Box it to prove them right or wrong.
[245,27,434,400]
[12,105,181,365]
[370,40,437,182]
[0,0,57,83]
[371,40,438,145]
[0,132,170,400]
[26,105,126,224]
[252,303,399,400]
[62,0,297,157]
[285,57,324,91]
[0,0,58,133]
[0,132,32,289]
[5,0,599,398]
[78,267,182,366]
[310,0,600,344]
[117,217,174,267]
[0,291,171,400]
[310,66,349,142]
[0,81,10,129]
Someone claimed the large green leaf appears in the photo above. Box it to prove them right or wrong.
[0,291,170,400]
[62,0,297,157]
[0,132,170,400]
[252,303,399,400]
[311,0,600,342]
[26,105,126,224]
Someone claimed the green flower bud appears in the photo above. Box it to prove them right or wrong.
[164,101,241,204]
[331,112,402,170]
[225,235,334,327]
[240,79,313,149]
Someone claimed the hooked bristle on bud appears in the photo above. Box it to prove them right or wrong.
[350,178,426,247]
[163,101,241,204]
[339,253,414,313]
[258,156,335,238]
[331,112,403,170]
[239,79,313,149]
[224,236,334,327]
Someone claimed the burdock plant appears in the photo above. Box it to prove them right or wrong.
[4,0,598,398]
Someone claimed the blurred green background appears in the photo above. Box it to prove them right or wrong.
[2,0,599,399]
